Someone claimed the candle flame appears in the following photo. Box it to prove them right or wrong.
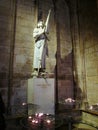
[38,113,44,117]
[28,116,32,119]
[22,102,26,105]
[35,120,38,123]
[32,119,35,123]
[46,119,51,124]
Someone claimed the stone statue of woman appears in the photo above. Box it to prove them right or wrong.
[32,10,51,76]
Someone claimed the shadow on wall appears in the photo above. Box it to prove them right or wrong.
[55,51,80,110]
[74,81,83,109]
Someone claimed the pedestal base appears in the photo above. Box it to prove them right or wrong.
[28,78,55,115]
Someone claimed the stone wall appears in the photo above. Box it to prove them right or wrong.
[13,0,36,77]
[83,0,98,107]
[0,0,38,110]
[73,0,98,108]
[0,0,12,106]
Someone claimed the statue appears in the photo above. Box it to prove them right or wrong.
[32,10,51,76]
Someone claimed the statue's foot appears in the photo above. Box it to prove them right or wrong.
[39,71,48,78]
[40,71,47,75]
[31,70,38,76]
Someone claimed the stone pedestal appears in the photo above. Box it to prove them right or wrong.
[28,77,54,115]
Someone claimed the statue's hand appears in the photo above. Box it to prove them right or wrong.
[40,28,45,34]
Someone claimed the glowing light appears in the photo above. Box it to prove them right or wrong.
[35,120,38,123]
[46,119,51,124]
[46,113,49,116]
[38,113,44,117]
[28,116,32,119]
[65,98,75,103]
[35,113,38,116]
[96,103,98,105]
[32,119,35,123]
[89,105,93,110]
[22,102,26,105]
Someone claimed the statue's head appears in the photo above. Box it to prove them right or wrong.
[37,20,44,28]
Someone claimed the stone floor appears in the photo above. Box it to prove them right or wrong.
[5,115,70,130]
[5,118,98,130]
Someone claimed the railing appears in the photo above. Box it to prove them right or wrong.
[73,120,98,129]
